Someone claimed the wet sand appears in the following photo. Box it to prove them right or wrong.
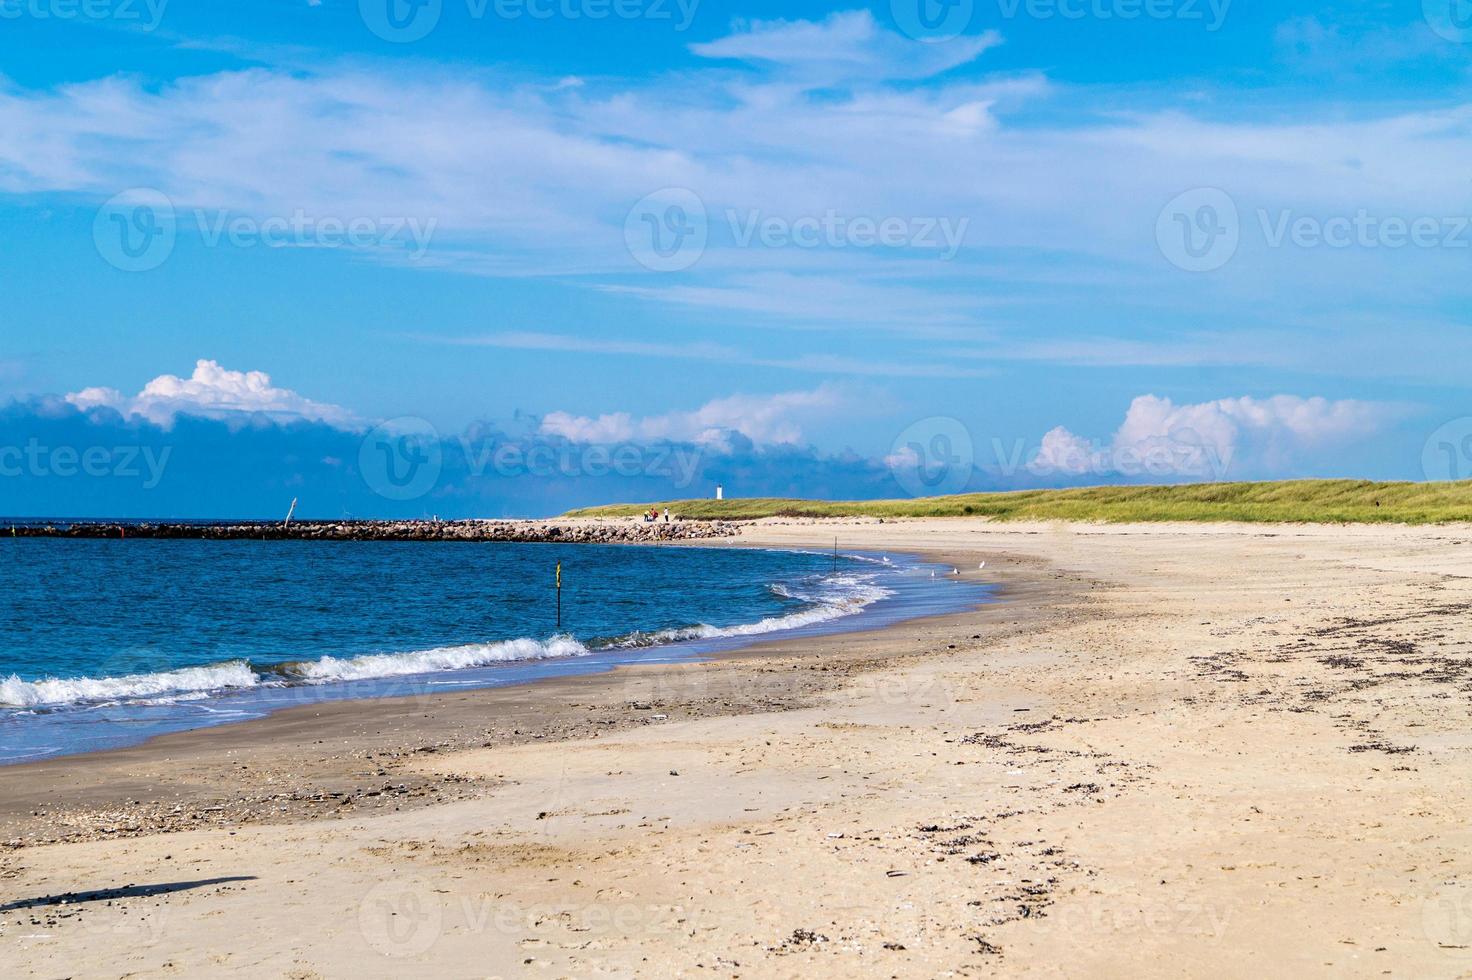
[5,518,1472,977]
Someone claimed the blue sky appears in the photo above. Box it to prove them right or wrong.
[1,0,1470,517]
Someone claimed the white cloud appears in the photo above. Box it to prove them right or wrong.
[0,11,1469,370]
[420,329,988,378]
[435,331,741,361]
[1030,394,1393,479]
[0,29,1457,271]
[66,359,356,429]
[539,384,850,448]
[690,11,1001,82]
[1029,425,1101,477]
[599,271,981,335]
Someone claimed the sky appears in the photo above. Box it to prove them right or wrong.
[1,0,1470,517]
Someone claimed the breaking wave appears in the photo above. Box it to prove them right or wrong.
[0,572,890,710]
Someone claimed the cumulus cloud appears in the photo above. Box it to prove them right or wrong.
[539,385,850,448]
[1030,394,1393,480]
[65,360,356,430]
[1028,425,1101,477]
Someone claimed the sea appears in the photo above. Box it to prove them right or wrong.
[0,535,991,764]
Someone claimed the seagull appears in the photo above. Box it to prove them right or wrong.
[978,561,986,570]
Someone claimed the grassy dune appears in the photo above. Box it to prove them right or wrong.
[565,480,1472,525]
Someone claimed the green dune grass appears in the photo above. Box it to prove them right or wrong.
[565,480,1472,525]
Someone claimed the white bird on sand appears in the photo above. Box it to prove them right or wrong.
[978,561,986,569]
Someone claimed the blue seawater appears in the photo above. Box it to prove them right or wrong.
[0,538,989,762]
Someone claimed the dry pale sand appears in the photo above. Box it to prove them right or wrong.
[6,518,1472,978]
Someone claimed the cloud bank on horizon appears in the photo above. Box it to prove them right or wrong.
[0,2,1465,514]
[0,359,1406,518]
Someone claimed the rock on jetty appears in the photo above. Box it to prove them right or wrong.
[6,519,737,544]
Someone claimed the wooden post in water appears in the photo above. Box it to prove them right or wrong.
[556,560,563,631]
[832,537,838,576]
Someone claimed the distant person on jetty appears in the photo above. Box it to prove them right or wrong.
[663,508,671,524]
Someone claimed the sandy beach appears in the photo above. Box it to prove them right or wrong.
[6,518,1472,977]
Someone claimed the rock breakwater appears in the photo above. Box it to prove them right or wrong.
[6,519,736,544]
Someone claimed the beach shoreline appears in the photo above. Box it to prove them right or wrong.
[0,532,1017,846]
[7,517,1472,977]
[0,539,987,766]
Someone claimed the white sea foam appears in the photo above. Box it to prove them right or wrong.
[609,573,890,648]
[286,635,591,684]
[0,572,893,710]
[0,661,260,708]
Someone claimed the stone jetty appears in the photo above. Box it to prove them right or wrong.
[6,519,737,544]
